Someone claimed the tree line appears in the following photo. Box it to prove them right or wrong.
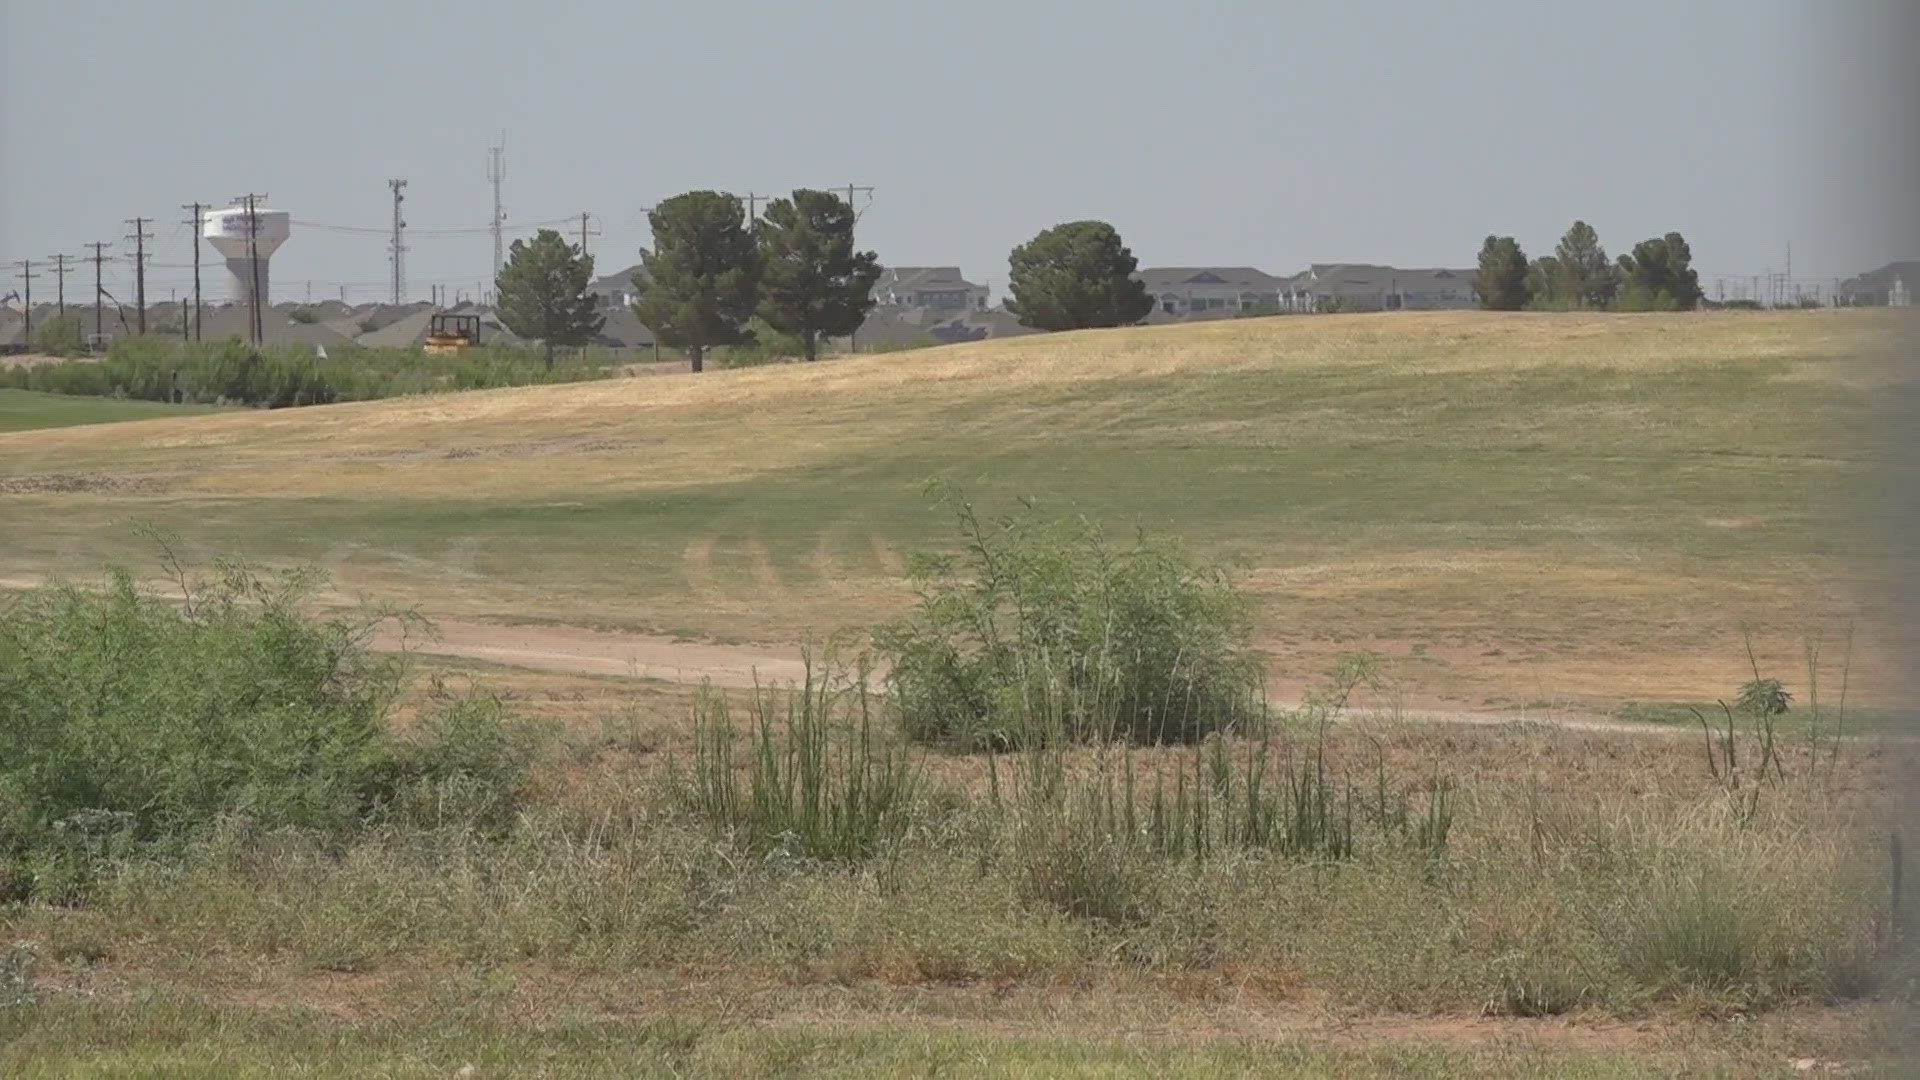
[494,198,1710,372]
[1474,222,1703,312]
[495,189,881,371]
[492,198,1157,370]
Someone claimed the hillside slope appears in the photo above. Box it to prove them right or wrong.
[0,311,1896,707]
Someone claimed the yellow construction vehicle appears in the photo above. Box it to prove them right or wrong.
[424,313,482,354]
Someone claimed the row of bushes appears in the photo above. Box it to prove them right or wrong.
[0,336,619,408]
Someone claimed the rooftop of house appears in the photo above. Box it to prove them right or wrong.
[876,266,984,291]
[1135,267,1290,292]
[1290,264,1477,291]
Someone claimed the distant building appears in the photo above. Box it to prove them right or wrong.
[1837,261,1920,306]
[1136,267,1290,317]
[587,264,646,310]
[1283,264,1479,312]
[872,267,989,313]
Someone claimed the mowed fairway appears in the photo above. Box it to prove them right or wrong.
[0,311,1899,709]
[0,388,220,433]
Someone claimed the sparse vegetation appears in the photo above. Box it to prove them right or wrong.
[0,335,618,406]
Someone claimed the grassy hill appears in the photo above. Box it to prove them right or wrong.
[0,311,1895,707]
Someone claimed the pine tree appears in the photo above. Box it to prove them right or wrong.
[493,229,605,369]
[1474,236,1531,310]
[1554,220,1616,310]
[631,192,759,373]
[1005,221,1154,331]
[755,190,880,361]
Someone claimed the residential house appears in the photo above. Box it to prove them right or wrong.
[1135,267,1290,317]
[872,267,989,313]
[588,263,647,311]
[1282,264,1478,312]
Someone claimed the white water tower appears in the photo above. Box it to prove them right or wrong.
[203,204,291,309]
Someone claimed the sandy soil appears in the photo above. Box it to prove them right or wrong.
[376,616,812,689]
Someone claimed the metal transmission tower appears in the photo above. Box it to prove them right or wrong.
[388,178,409,305]
[488,139,506,281]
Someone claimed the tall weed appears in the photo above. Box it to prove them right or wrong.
[878,492,1258,748]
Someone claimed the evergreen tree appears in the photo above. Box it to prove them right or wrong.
[1474,236,1531,310]
[755,189,880,361]
[1616,232,1703,310]
[1553,220,1616,309]
[493,229,605,368]
[1005,221,1154,331]
[632,191,760,372]
[1525,257,1563,308]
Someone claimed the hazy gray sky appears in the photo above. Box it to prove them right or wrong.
[0,0,1888,305]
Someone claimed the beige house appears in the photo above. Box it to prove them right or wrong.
[1282,264,1478,312]
[872,267,989,313]
[1136,267,1289,317]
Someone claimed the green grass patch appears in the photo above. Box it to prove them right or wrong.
[0,389,219,433]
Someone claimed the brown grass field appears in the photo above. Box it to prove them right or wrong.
[2,310,1916,1076]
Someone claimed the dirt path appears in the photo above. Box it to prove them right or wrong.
[380,617,812,689]
[0,573,1740,733]
[378,616,1692,734]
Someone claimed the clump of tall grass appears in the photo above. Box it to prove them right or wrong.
[675,657,920,863]
[877,491,1259,748]
[0,551,536,900]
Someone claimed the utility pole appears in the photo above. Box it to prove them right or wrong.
[488,138,506,282]
[574,211,600,257]
[746,191,762,232]
[125,216,152,335]
[85,242,111,341]
[14,259,37,335]
[44,253,73,319]
[388,178,408,305]
[842,184,874,225]
[230,194,270,344]
[181,202,206,341]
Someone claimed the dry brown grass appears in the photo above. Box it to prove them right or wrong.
[0,309,1900,709]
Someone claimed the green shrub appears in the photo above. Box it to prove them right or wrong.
[876,494,1258,748]
[0,557,533,900]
